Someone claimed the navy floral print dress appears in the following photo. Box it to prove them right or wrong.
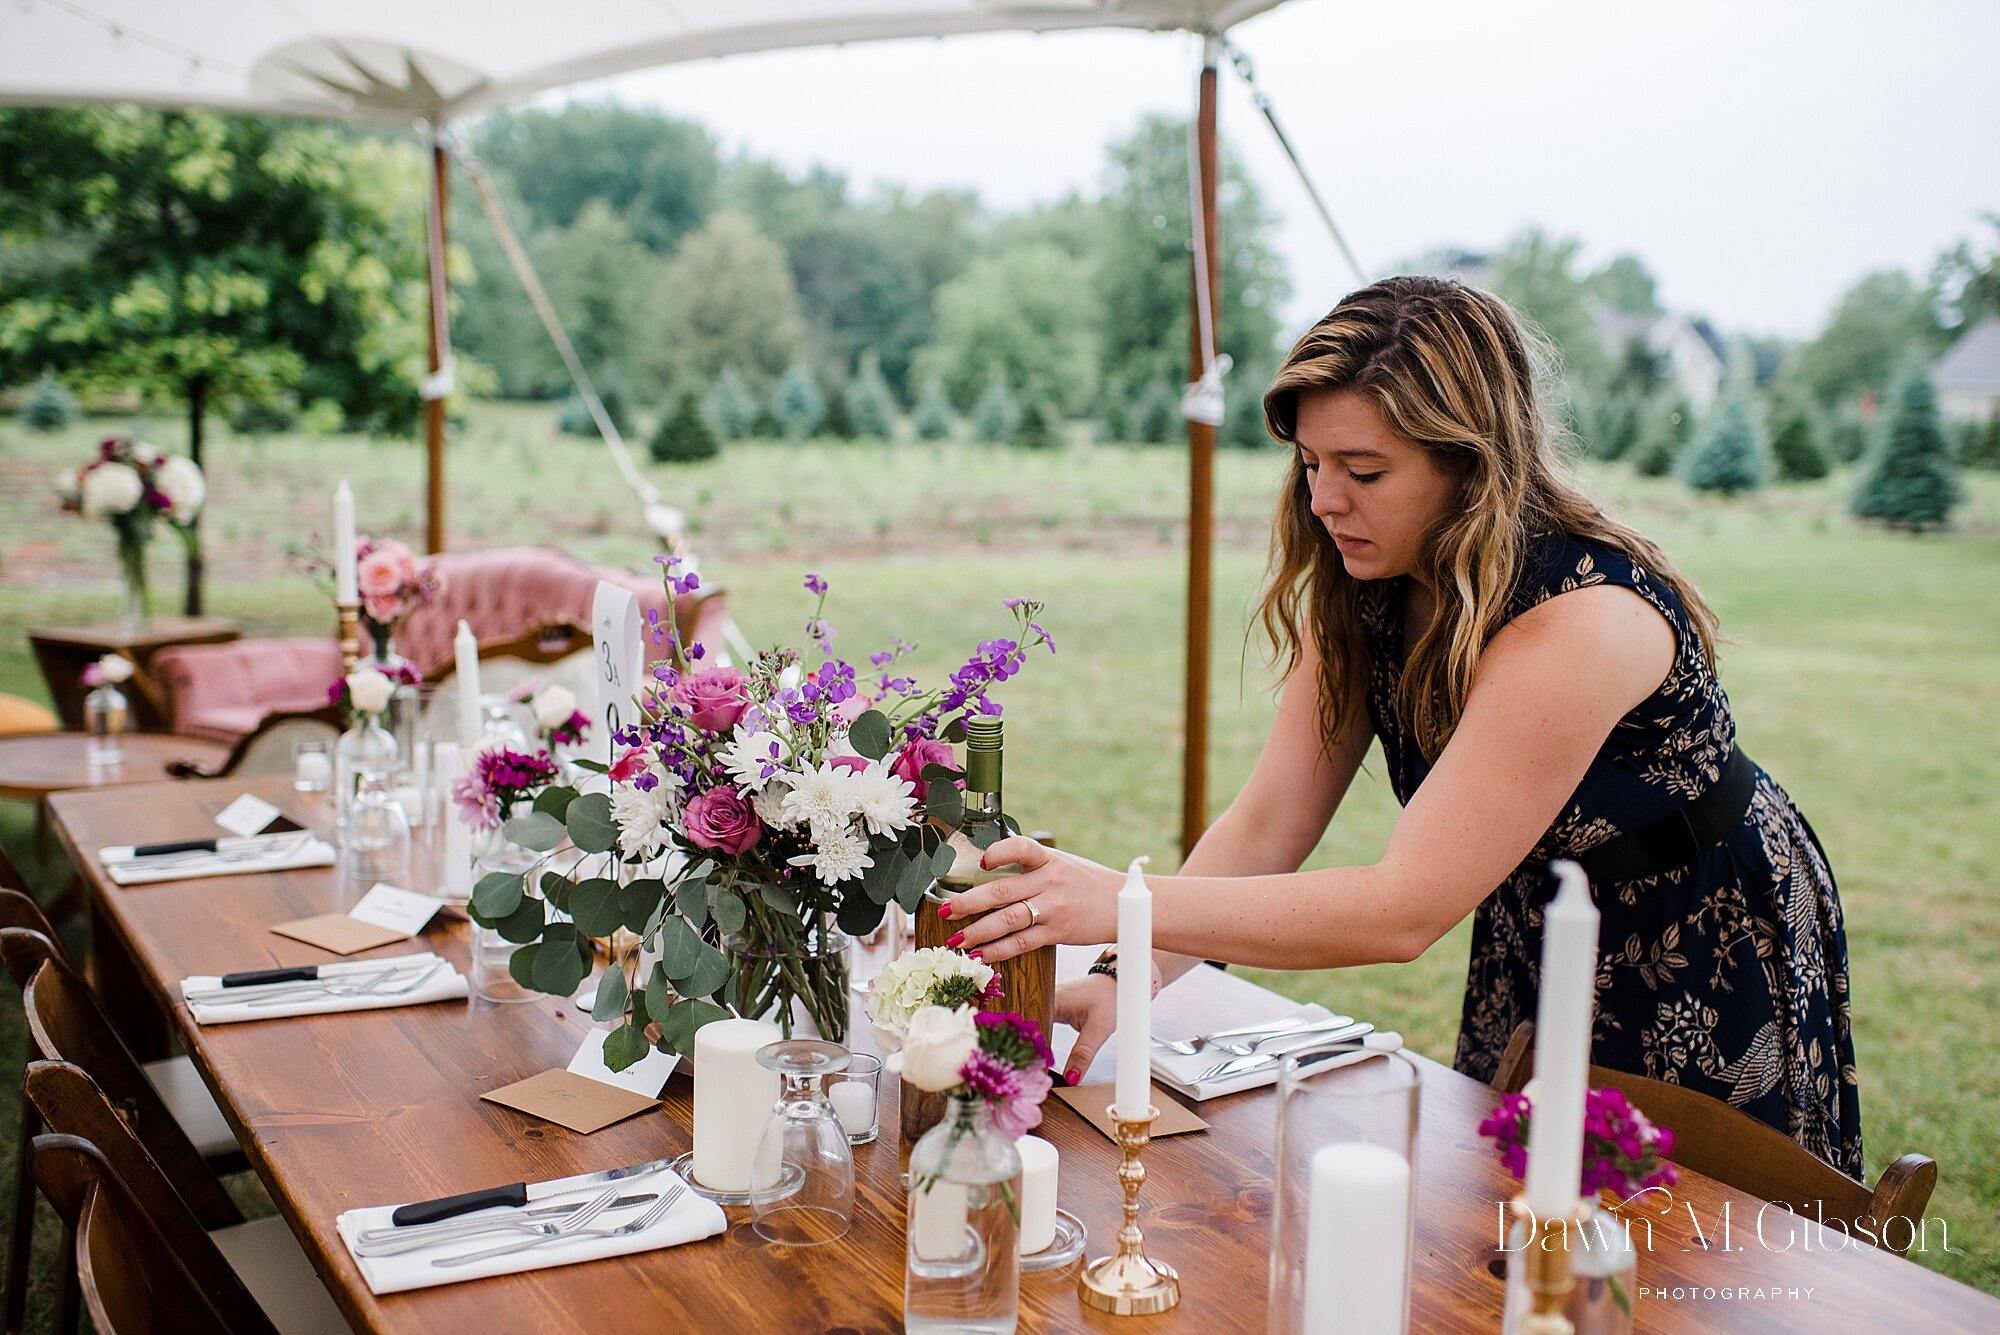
[1360,531,1864,1177]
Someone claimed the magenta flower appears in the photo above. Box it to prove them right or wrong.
[671,666,750,733]
[891,737,957,804]
[682,787,763,854]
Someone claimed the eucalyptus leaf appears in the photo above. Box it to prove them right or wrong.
[861,850,903,906]
[837,892,888,938]
[944,716,967,744]
[673,879,710,931]
[657,915,703,981]
[538,872,576,913]
[758,879,795,914]
[602,1022,650,1073]
[531,925,590,995]
[927,781,963,828]
[568,877,624,939]
[619,878,667,934]
[507,942,540,989]
[570,758,609,775]
[707,887,746,936]
[564,791,619,854]
[590,961,630,1022]
[897,855,938,914]
[502,810,566,852]
[471,870,524,918]
[494,894,547,944]
[919,763,964,784]
[532,786,579,821]
[628,987,651,1029]
[848,709,892,760]
[930,839,961,878]
[657,997,696,1055]
[680,940,731,1000]
[647,961,678,1012]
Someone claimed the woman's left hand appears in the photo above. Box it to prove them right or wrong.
[940,836,1123,963]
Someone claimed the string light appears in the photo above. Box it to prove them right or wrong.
[36,0,247,77]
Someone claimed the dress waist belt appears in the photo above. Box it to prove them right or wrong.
[1574,749,1758,885]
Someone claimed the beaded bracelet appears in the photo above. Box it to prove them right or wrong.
[1087,949,1118,980]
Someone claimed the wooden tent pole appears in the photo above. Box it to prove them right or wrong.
[1181,38,1223,859]
[425,133,450,554]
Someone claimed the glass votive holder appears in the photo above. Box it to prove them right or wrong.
[1267,1036,1420,1335]
[828,1051,882,1145]
[293,737,333,792]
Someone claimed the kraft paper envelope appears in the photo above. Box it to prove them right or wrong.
[270,913,410,956]
[1053,1081,1208,1142]
[481,1069,660,1134]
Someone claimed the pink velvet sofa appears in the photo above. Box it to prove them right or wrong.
[153,547,725,744]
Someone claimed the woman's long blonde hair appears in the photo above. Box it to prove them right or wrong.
[1258,276,1718,761]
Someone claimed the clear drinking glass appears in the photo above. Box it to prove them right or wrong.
[1267,1038,1420,1335]
[905,1093,1021,1335]
[471,822,540,1003]
[83,683,128,766]
[748,1040,856,1246]
[829,1052,883,1145]
[292,737,333,793]
[343,772,411,882]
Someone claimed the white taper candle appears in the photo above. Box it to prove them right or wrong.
[332,480,357,604]
[1113,855,1152,1119]
[453,620,480,750]
[433,741,470,900]
[1522,859,1601,1218]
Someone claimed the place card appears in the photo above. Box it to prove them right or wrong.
[481,1069,660,1135]
[1054,1081,1208,1142]
[270,913,411,956]
[566,1027,680,1098]
[215,793,285,838]
[348,883,447,937]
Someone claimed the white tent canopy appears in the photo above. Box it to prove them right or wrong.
[2,1,1283,120]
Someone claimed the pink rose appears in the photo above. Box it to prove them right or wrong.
[682,787,762,855]
[829,755,870,777]
[892,737,958,804]
[608,747,650,783]
[671,666,750,732]
[832,693,872,726]
[356,544,410,598]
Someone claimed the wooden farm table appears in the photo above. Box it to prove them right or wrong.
[0,731,231,803]
[47,775,2000,1334]
[29,616,240,730]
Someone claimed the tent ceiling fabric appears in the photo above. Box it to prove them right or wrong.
[1,1,1287,121]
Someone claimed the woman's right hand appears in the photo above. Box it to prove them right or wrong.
[1054,975,1118,1086]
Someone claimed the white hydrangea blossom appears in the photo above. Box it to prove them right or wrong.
[80,463,143,519]
[95,654,134,685]
[865,947,996,1050]
[531,684,577,730]
[153,456,206,522]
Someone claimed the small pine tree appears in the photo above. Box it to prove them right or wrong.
[1826,409,1871,464]
[1852,373,1961,531]
[707,366,758,440]
[1597,395,1642,462]
[774,364,824,442]
[971,371,1020,443]
[557,383,631,437]
[1014,391,1059,450]
[649,388,721,463]
[1681,388,1769,496]
[913,377,955,441]
[820,377,855,440]
[20,370,80,431]
[847,352,898,441]
[1768,400,1829,481]
[1131,377,1182,445]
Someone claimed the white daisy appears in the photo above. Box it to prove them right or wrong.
[718,727,792,790]
[781,760,860,838]
[850,763,918,837]
[752,780,799,831]
[789,828,873,885]
[610,771,679,860]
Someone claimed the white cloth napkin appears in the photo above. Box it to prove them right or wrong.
[179,954,467,1024]
[102,836,336,885]
[334,1167,726,1294]
[1150,1003,1345,1101]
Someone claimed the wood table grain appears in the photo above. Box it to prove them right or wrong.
[0,732,231,803]
[47,775,2000,1334]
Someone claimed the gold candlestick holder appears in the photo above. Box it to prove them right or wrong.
[1079,1105,1180,1315]
[1513,1197,1589,1335]
[337,600,362,674]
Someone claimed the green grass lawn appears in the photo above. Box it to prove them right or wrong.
[2,405,1997,1317]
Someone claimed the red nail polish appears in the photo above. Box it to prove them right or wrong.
[967,951,983,961]
[1063,1069,1079,1086]
[937,904,952,920]
[946,932,965,948]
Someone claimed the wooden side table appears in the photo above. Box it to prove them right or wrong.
[29,617,240,729]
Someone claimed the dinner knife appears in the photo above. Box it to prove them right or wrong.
[389,1158,676,1227]
[1200,1021,1376,1082]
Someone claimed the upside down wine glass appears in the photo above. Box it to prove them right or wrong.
[748,1040,856,1246]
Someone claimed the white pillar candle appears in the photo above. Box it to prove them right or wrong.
[910,1180,970,1261]
[333,479,357,603]
[1523,859,1601,1219]
[433,742,470,900]
[1113,855,1152,1119]
[691,1017,780,1193]
[453,620,481,751]
[830,1079,875,1138]
[1015,1135,1059,1255]
[1304,1141,1411,1334]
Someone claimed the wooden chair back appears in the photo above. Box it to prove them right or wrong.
[0,841,25,894]
[17,953,242,1229]
[30,1133,234,1335]
[24,1069,272,1334]
[1494,1021,1936,1254]
[0,888,60,969]
[168,708,341,781]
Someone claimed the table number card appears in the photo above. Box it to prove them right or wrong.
[590,581,644,773]
[215,793,286,838]
[348,883,448,937]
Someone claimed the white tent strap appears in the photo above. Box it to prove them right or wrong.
[448,133,660,515]
[1182,34,1229,428]
[1222,35,1368,290]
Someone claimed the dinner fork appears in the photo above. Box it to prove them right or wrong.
[352,1194,660,1256]
[431,1180,688,1268]
[182,958,437,1004]
[1193,1021,1373,1083]
[1151,1014,1318,1057]
[242,959,447,1008]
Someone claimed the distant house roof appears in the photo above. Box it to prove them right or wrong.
[1934,317,2000,394]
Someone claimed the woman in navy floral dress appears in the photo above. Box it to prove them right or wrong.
[946,277,1862,1178]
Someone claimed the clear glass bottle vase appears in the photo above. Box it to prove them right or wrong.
[83,682,129,766]
[471,813,542,1003]
[334,716,399,836]
[904,1093,1021,1335]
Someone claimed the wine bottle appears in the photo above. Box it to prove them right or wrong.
[940,716,1015,889]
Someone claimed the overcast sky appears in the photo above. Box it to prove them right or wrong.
[568,0,1998,342]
